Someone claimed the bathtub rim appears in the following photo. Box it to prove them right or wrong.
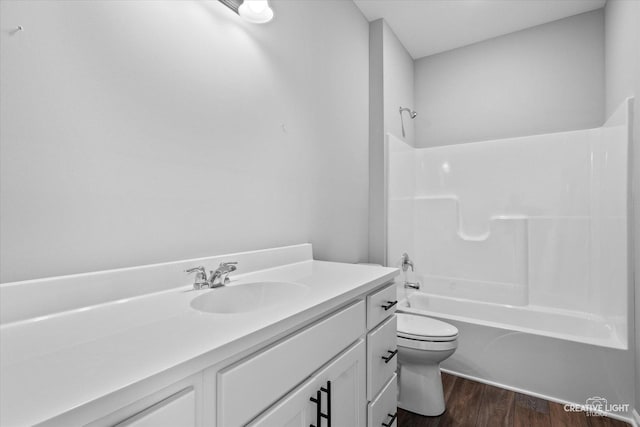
[396,294,627,350]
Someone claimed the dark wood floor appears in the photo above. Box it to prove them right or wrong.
[398,373,630,427]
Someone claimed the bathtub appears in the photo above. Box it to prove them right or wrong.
[386,99,635,423]
[397,289,634,422]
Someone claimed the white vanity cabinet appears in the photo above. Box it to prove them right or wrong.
[40,282,398,427]
[2,246,400,427]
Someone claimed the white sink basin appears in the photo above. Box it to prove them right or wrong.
[190,281,309,314]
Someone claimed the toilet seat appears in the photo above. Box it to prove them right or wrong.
[396,313,458,342]
[397,335,458,351]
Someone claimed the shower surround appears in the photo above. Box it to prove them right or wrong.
[386,99,633,421]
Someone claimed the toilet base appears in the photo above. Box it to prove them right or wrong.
[398,361,446,416]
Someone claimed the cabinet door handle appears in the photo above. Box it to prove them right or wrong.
[320,380,331,427]
[381,300,397,311]
[309,390,321,427]
[381,349,398,363]
[381,412,398,427]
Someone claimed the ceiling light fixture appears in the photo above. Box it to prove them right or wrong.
[239,0,274,23]
[218,0,274,24]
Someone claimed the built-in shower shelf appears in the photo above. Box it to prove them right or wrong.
[412,195,529,241]
[413,196,528,286]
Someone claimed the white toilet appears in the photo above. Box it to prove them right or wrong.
[396,312,459,416]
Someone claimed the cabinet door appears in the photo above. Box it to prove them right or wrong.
[85,375,202,427]
[250,339,366,427]
[328,339,367,427]
[248,379,316,427]
[218,301,365,427]
[115,387,196,427]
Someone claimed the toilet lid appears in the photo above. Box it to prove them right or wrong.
[397,313,458,341]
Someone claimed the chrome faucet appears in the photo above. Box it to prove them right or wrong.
[400,252,414,272]
[186,261,238,290]
[210,261,238,287]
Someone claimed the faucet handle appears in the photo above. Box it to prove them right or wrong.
[185,266,209,289]
[219,261,238,271]
[185,266,206,274]
[219,261,238,266]
[213,261,238,286]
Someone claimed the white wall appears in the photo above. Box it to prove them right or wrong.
[604,0,640,418]
[414,9,605,147]
[383,21,415,147]
[368,19,414,265]
[386,134,414,268]
[605,0,640,115]
[0,0,370,283]
[368,19,386,267]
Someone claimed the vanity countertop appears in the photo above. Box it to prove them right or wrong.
[0,245,398,426]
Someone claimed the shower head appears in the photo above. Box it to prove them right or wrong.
[399,107,417,138]
[399,107,417,119]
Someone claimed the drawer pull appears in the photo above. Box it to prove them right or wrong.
[381,412,398,427]
[381,349,398,363]
[320,380,331,427]
[381,300,397,311]
[310,381,331,427]
[309,390,321,427]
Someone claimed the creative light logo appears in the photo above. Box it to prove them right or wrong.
[564,397,629,417]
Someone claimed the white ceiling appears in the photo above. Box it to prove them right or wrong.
[353,0,606,59]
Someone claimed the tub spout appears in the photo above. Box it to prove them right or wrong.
[404,281,420,290]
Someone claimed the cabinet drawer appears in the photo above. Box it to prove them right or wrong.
[367,283,397,330]
[367,314,397,400]
[368,374,397,427]
[217,300,366,427]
